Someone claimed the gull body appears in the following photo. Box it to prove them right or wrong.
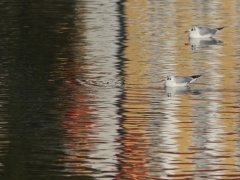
[162,75,201,87]
[187,26,224,39]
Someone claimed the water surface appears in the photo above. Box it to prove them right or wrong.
[1,0,240,179]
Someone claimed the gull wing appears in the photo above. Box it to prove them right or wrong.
[198,27,212,35]
[175,75,201,84]
[211,27,224,35]
[174,76,192,84]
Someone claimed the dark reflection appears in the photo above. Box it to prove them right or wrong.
[164,86,201,97]
[0,1,97,179]
[0,61,9,167]
[188,38,222,50]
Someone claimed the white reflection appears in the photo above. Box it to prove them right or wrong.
[188,38,222,50]
[62,0,121,179]
[164,86,201,97]
[83,0,121,179]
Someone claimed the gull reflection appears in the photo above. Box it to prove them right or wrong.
[188,38,222,50]
[164,86,200,97]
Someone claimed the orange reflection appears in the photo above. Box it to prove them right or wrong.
[61,59,97,176]
[116,0,151,179]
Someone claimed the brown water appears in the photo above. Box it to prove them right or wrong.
[1,0,240,179]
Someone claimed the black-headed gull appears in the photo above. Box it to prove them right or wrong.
[162,75,201,87]
[186,26,224,39]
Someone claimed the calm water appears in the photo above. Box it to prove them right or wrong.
[1,0,240,179]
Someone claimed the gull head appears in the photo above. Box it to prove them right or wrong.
[187,27,199,38]
[162,75,175,86]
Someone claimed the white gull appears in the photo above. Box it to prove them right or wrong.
[162,75,201,87]
[186,26,224,39]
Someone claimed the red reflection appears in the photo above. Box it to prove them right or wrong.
[60,61,97,176]
[115,119,150,180]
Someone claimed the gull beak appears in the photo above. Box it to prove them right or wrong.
[161,79,166,82]
[184,30,189,33]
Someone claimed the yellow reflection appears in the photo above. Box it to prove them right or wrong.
[216,0,238,177]
[121,0,151,179]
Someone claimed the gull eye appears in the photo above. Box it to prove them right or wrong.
[191,28,193,31]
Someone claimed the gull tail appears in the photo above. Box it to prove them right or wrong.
[216,27,224,31]
[190,75,201,84]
